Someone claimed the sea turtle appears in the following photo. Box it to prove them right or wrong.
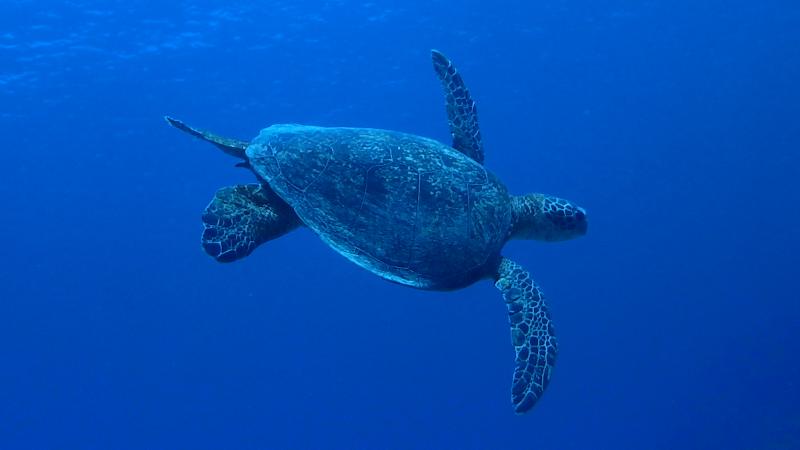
[165,50,587,414]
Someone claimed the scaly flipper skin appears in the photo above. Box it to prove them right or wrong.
[431,50,484,164]
[494,257,558,414]
[202,184,301,262]
[164,116,248,159]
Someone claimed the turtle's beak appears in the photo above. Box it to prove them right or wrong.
[574,207,588,235]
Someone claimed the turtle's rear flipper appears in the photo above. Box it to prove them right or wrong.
[202,184,301,263]
[165,116,248,159]
[493,257,558,414]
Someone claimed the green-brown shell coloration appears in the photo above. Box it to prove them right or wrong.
[246,125,511,289]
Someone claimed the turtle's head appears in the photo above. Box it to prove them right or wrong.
[509,193,587,242]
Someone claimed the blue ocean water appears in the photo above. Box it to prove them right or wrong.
[1,0,798,448]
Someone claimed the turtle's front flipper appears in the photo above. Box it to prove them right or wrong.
[202,184,301,262]
[431,50,484,164]
[493,257,558,414]
[164,116,248,159]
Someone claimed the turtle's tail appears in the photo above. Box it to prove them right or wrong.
[164,116,249,160]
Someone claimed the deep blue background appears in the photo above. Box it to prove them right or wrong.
[1,1,798,448]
